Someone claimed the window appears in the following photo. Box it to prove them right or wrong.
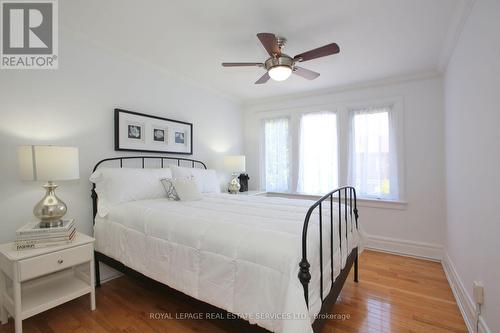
[297,112,338,194]
[263,117,290,192]
[259,101,402,201]
[348,107,399,200]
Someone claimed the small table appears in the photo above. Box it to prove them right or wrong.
[0,232,95,333]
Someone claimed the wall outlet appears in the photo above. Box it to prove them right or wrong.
[473,281,484,305]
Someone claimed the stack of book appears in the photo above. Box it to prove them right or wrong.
[15,219,76,250]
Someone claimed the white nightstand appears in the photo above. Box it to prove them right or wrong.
[236,190,267,196]
[0,232,95,333]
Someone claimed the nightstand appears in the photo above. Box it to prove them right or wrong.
[237,190,267,196]
[0,232,95,333]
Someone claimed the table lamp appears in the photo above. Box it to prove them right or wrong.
[224,155,245,194]
[18,145,79,227]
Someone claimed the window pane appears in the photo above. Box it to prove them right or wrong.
[297,112,338,194]
[351,108,396,199]
[264,118,290,192]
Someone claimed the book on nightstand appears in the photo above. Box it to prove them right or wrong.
[15,219,76,250]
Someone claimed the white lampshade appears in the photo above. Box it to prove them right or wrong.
[268,66,292,81]
[224,155,246,173]
[18,145,80,181]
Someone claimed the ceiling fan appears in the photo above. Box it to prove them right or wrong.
[222,33,340,84]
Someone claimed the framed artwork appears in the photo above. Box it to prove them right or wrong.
[114,108,193,155]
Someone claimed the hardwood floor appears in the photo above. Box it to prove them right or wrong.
[0,251,467,333]
[321,251,467,333]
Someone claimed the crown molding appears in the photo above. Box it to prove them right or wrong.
[60,25,243,106]
[437,0,476,72]
[61,0,473,108]
[244,70,441,108]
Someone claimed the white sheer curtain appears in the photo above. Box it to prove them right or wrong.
[348,106,399,200]
[263,117,291,192]
[297,112,338,194]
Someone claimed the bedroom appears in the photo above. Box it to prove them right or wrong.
[0,0,498,332]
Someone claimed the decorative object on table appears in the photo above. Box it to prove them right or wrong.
[18,145,80,228]
[238,174,250,192]
[115,108,193,155]
[224,155,246,194]
[15,218,76,250]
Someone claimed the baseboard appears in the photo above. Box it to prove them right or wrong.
[365,238,492,333]
[365,235,443,261]
[442,252,491,333]
[479,317,491,333]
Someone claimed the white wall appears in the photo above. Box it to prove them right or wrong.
[0,28,244,246]
[244,75,446,257]
[444,0,500,331]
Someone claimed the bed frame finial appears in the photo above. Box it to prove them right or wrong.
[298,258,311,306]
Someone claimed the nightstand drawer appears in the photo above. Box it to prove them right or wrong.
[18,244,92,281]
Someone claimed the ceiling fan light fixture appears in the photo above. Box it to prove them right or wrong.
[268,65,292,81]
[221,33,340,84]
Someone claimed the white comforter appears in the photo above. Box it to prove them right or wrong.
[94,193,360,333]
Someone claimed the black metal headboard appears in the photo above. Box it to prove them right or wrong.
[91,156,207,224]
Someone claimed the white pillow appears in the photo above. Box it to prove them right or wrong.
[89,167,173,217]
[173,177,202,201]
[170,166,220,193]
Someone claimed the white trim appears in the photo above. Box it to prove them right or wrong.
[442,252,492,333]
[365,244,493,333]
[260,116,293,192]
[442,252,476,333]
[365,235,443,261]
[437,0,476,72]
[346,102,405,201]
[264,192,407,210]
[479,317,491,333]
[255,95,406,201]
[356,198,407,210]
[244,71,440,108]
[62,26,242,105]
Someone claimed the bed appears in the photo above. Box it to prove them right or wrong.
[90,156,360,333]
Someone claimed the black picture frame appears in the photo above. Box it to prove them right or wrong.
[114,108,193,155]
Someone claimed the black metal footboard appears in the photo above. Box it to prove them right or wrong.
[298,186,359,308]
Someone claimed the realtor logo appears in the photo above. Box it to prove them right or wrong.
[1,0,58,69]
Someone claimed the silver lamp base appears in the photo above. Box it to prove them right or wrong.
[33,181,67,228]
[228,174,241,194]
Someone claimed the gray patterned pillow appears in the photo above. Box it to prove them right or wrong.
[160,178,179,201]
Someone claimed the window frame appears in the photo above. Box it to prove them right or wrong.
[348,106,397,200]
[259,115,292,192]
[257,97,405,201]
[344,98,405,201]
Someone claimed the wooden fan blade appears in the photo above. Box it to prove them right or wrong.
[294,43,340,62]
[255,72,270,84]
[293,66,320,80]
[222,62,263,67]
[257,33,280,57]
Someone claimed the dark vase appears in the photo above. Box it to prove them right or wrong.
[238,174,249,192]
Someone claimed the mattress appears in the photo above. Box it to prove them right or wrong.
[94,193,360,333]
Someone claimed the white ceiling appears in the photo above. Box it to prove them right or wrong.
[61,0,466,101]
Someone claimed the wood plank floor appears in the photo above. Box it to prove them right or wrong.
[0,250,467,333]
